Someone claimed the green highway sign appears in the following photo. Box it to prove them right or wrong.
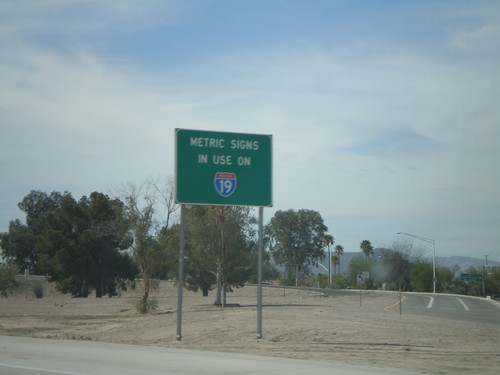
[175,129,272,206]
[460,273,483,282]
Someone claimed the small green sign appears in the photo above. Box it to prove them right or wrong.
[460,273,483,282]
[175,129,272,206]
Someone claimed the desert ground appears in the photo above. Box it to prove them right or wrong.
[1,277,498,375]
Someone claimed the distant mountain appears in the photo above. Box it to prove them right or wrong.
[315,249,498,275]
[436,256,499,271]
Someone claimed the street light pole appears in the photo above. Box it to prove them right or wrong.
[328,243,332,287]
[397,232,436,294]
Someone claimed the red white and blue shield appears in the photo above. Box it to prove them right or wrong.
[214,172,237,197]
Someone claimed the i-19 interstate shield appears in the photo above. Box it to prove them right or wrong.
[214,172,237,197]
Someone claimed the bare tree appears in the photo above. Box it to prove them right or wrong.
[147,176,178,232]
[120,177,179,313]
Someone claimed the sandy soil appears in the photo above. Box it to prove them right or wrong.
[1,277,499,375]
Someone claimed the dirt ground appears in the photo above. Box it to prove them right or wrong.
[1,277,499,375]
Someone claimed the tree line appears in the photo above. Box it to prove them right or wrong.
[0,183,330,310]
[316,239,499,297]
[2,184,498,306]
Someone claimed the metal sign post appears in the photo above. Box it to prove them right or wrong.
[174,129,272,341]
[176,204,185,341]
[257,207,263,339]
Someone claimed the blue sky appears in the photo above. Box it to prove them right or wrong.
[1,0,499,261]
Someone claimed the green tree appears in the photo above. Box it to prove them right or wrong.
[310,273,329,288]
[0,264,19,297]
[2,190,136,298]
[156,225,180,280]
[0,190,65,274]
[485,267,500,295]
[331,255,339,275]
[410,262,433,292]
[81,192,135,297]
[360,240,374,260]
[331,273,349,289]
[0,220,36,273]
[335,245,344,274]
[266,209,327,286]
[347,255,373,288]
[323,234,334,285]
[40,192,135,297]
[381,240,414,291]
[214,207,227,305]
[184,206,219,298]
[220,206,257,305]
[39,193,92,296]
[436,265,459,293]
[184,205,257,306]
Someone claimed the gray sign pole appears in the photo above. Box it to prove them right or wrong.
[257,206,263,339]
[176,204,185,341]
[175,129,272,340]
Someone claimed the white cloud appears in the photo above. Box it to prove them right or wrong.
[0,0,185,38]
[447,5,500,55]
[1,1,500,258]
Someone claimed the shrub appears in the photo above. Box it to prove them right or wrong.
[278,272,297,286]
[32,281,44,298]
[134,297,158,314]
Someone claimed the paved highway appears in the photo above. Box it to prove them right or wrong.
[0,336,419,375]
[399,293,500,324]
[310,287,500,324]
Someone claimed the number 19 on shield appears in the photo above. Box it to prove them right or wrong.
[214,172,237,197]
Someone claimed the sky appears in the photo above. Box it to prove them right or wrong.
[1,0,499,262]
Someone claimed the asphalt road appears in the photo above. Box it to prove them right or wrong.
[0,336,418,375]
[399,293,500,324]
[317,287,500,324]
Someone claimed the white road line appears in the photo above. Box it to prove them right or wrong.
[456,297,470,311]
[0,363,85,375]
[426,296,434,309]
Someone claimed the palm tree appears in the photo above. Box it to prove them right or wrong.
[334,245,344,274]
[360,240,374,259]
[323,234,334,286]
[331,255,339,275]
